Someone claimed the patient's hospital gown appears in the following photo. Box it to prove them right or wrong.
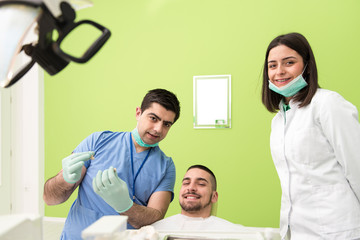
[151,214,244,231]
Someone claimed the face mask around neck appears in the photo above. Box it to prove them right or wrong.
[268,65,308,97]
[131,128,159,148]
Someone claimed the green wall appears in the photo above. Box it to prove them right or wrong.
[44,0,360,228]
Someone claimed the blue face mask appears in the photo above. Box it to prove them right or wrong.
[131,128,159,148]
[268,66,308,97]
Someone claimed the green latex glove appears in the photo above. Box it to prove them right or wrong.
[92,166,133,213]
[62,151,94,184]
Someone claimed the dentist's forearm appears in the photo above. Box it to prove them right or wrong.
[43,169,82,205]
[121,203,164,229]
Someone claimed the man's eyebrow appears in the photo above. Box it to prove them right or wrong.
[182,177,209,184]
[148,113,174,125]
[196,177,209,183]
[148,113,161,120]
[182,177,190,182]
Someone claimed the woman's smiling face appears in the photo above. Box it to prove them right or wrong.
[267,44,304,88]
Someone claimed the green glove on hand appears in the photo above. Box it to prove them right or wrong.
[92,166,133,213]
[62,151,94,184]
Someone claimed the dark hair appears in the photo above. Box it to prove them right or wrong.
[262,32,320,112]
[141,88,181,123]
[187,164,217,191]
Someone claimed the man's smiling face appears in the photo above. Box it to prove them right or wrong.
[179,168,217,217]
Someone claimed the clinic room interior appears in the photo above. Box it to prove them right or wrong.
[1,0,360,239]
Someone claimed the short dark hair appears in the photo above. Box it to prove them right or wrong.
[187,165,217,191]
[262,32,320,112]
[141,89,181,123]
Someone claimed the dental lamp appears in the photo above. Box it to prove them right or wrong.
[0,0,111,88]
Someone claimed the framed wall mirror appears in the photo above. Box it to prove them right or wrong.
[193,75,231,129]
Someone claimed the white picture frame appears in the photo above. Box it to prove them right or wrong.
[193,75,231,129]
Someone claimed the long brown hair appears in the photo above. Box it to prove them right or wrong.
[261,32,320,113]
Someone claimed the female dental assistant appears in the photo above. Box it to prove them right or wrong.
[261,32,360,240]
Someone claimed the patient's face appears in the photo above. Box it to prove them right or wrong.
[179,168,216,216]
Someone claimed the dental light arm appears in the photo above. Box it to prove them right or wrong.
[0,0,111,88]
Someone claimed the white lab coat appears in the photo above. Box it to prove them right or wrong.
[270,88,360,240]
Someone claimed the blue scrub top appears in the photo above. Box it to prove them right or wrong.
[61,131,176,240]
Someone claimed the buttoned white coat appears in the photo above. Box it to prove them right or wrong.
[270,88,360,240]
